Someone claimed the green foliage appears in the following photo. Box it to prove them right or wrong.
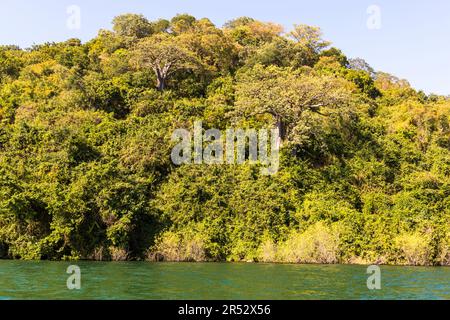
[0,14,448,265]
[112,14,154,39]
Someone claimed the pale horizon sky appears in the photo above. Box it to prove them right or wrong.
[0,0,449,94]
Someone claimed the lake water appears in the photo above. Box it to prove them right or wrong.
[0,261,448,300]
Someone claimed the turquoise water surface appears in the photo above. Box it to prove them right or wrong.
[0,261,448,300]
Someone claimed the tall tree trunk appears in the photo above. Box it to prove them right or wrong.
[156,76,166,91]
[155,68,166,91]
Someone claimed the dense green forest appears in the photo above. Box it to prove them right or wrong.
[0,14,448,265]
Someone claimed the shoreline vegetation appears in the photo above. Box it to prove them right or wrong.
[0,14,449,266]
[146,221,449,266]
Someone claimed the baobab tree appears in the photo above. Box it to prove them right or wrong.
[235,64,352,148]
[132,34,197,91]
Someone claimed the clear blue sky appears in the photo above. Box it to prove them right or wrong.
[0,0,449,94]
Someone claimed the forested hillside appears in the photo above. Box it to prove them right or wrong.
[0,14,448,265]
